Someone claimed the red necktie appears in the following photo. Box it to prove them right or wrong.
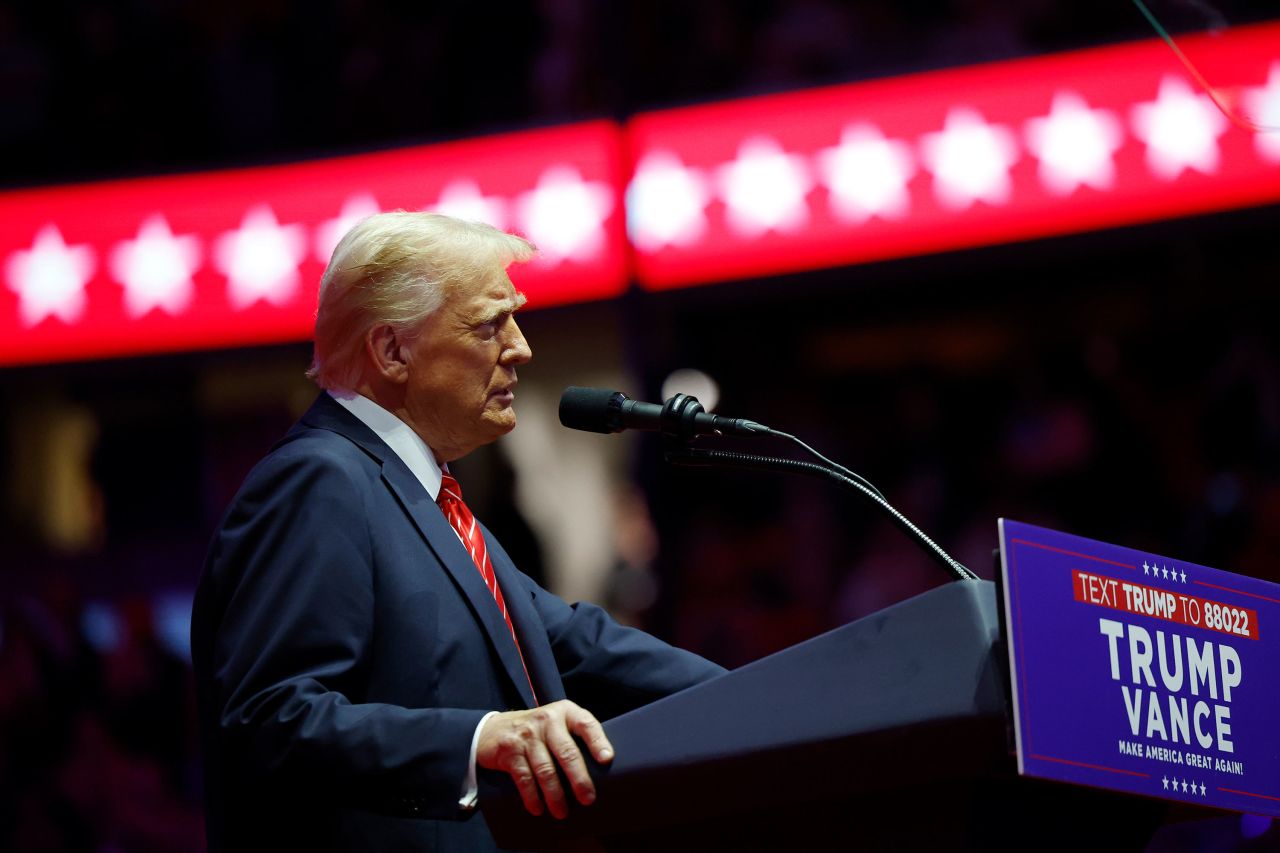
[438,472,538,705]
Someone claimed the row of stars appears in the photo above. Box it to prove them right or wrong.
[1143,561,1188,584]
[9,72,1280,326]
[3,167,613,327]
[628,73,1280,248]
[1162,776,1209,796]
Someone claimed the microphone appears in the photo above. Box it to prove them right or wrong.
[558,386,769,439]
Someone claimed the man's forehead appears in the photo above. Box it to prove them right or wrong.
[453,276,526,317]
[472,268,519,297]
[475,277,526,309]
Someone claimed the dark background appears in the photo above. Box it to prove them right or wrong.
[2,2,1279,850]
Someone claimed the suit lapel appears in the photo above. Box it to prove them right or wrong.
[379,463,538,708]
[298,393,539,709]
[484,530,567,705]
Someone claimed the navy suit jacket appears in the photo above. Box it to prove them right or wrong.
[191,393,725,852]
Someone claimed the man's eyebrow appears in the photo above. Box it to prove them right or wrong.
[473,292,527,323]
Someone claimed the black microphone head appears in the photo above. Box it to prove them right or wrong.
[559,386,627,434]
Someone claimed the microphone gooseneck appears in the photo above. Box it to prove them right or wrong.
[558,385,977,583]
[665,446,978,582]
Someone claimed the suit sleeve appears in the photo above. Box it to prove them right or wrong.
[193,443,486,819]
[517,573,728,721]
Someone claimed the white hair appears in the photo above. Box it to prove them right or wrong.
[307,211,535,390]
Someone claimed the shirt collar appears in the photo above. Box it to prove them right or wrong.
[328,389,444,500]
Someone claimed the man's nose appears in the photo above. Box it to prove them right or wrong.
[502,318,532,365]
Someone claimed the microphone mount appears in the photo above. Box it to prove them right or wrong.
[660,392,713,442]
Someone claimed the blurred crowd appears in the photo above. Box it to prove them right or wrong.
[0,578,202,851]
[656,324,1280,669]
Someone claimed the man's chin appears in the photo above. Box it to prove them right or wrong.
[483,407,518,436]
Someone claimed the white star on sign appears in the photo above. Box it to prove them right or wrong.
[920,107,1019,210]
[625,150,710,251]
[1161,776,1169,789]
[514,165,614,265]
[1131,77,1228,180]
[715,135,812,237]
[1162,566,1170,580]
[1180,570,1187,583]
[4,224,95,326]
[431,180,507,229]
[1025,92,1124,195]
[1181,779,1189,793]
[1143,561,1151,576]
[1244,63,1280,162]
[109,215,201,318]
[214,205,307,310]
[314,193,381,264]
[1199,782,1206,796]
[817,123,915,222]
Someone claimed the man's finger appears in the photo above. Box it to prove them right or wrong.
[527,739,569,819]
[508,754,545,817]
[546,725,596,807]
[566,706,614,765]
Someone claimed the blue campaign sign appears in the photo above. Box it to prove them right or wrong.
[999,519,1280,817]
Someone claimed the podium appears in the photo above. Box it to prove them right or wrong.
[481,580,1169,851]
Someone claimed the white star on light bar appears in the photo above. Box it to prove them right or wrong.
[314,193,381,264]
[716,136,812,237]
[4,224,95,327]
[213,205,307,310]
[431,179,508,228]
[920,107,1019,210]
[515,165,614,265]
[817,123,915,222]
[1025,92,1124,195]
[109,214,201,318]
[626,150,710,251]
[1131,77,1228,180]
[1244,63,1280,163]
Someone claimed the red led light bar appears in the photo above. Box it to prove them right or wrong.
[0,121,627,366]
[4,25,1280,366]
[626,23,1280,289]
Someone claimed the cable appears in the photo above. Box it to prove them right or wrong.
[762,427,887,502]
[666,446,979,582]
[1130,0,1280,133]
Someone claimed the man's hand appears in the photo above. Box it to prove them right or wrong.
[476,700,614,819]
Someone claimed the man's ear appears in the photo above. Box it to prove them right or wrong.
[366,324,410,384]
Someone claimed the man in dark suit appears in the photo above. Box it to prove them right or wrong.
[191,212,725,851]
